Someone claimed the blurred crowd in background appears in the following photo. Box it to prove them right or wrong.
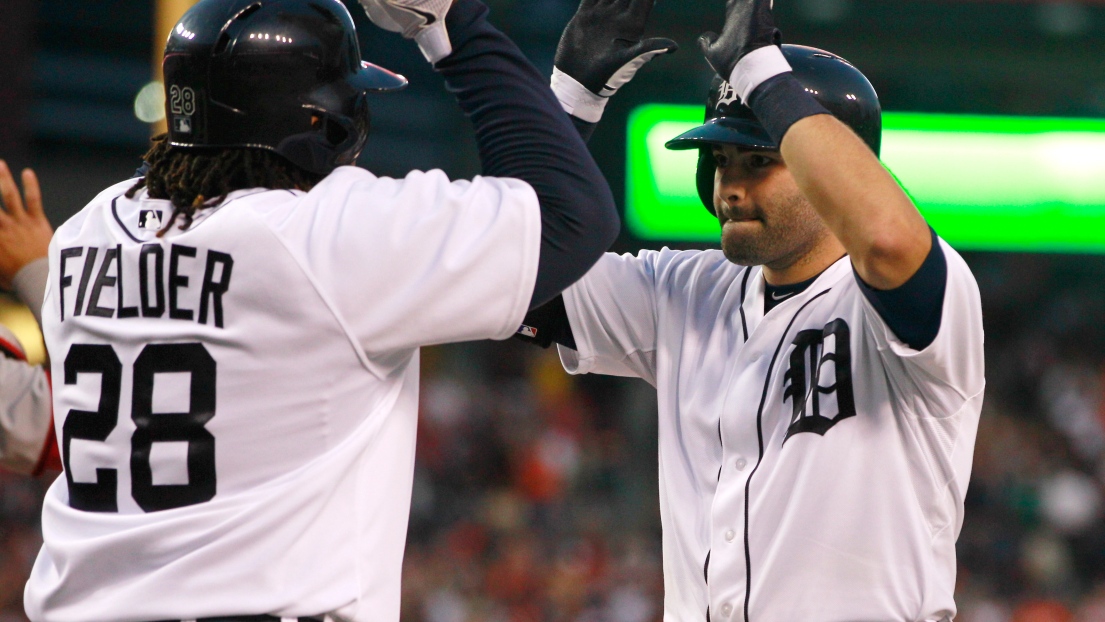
[951,254,1105,622]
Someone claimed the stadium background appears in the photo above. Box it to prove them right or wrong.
[1,0,1105,620]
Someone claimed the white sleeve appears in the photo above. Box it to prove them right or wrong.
[557,251,660,385]
[0,332,53,475]
[12,257,49,328]
[292,168,542,353]
[860,239,986,413]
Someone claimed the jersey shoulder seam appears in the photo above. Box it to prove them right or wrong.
[912,383,985,541]
[234,208,385,379]
[901,379,985,421]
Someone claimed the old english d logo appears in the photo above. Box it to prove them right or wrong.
[782,319,856,443]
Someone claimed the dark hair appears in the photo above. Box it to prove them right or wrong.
[126,134,324,235]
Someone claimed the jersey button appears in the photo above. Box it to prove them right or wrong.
[721,603,733,617]
[735,457,747,470]
[725,529,736,542]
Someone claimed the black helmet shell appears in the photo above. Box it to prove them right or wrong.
[163,0,408,175]
[664,45,881,211]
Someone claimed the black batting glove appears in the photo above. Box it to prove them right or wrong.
[552,0,677,122]
[698,0,781,82]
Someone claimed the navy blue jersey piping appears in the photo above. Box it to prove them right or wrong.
[738,267,751,341]
[742,287,831,621]
[707,265,756,601]
[112,190,281,241]
[110,196,143,243]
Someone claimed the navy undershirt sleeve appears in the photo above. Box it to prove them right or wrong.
[511,113,600,348]
[437,0,619,310]
[511,98,599,349]
[853,228,947,350]
[571,116,598,144]
[517,294,576,349]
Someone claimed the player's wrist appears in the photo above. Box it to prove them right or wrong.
[359,0,455,64]
[744,71,831,147]
[551,67,609,124]
[728,44,792,103]
[414,21,452,64]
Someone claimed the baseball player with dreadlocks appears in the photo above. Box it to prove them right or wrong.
[25,0,628,619]
[520,0,985,619]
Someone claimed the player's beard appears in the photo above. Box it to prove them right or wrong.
[718,191,829,271]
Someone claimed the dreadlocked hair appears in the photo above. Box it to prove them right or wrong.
[126,134,325,236]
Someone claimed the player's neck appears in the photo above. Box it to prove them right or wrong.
[761,232,847,286]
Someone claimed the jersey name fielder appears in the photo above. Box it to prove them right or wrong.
[558,240,984,621]
[28,167,540,622]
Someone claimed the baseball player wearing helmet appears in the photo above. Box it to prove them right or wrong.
[0,161,59,476]
[520,0,985,620]
[26,0,621,619]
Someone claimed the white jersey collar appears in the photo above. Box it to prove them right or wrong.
[113,187,297,241]
[740,254,852,336]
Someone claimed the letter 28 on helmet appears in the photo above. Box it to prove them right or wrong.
[665,44,882,212]
[163,0,408,176]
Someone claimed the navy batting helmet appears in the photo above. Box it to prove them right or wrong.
[163,0,408,176]
[665,44,881,212]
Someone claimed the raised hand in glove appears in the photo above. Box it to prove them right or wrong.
[699,0,790,102]
[359,0,453,64]
[552,0,677,123]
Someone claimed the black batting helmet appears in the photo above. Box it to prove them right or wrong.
[665,44,881,212]
[163,0,408,176]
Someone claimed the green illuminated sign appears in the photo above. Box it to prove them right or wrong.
[626,106,1105,253]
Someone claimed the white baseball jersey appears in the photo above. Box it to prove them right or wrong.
[558,242,984,622]
[27,166,541,622]
[0,324,54,475]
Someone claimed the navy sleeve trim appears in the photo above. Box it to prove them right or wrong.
[854,228,947,351]
[437,0,619,310]
[513,294,576,349]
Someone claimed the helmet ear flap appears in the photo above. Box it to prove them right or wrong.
[697,149,717,213]
[324,92,371,167]
[275,95,370,173]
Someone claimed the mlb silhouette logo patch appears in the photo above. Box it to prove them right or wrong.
[517,325,538,338]
[174,116,193,134]
[139,210,163,231]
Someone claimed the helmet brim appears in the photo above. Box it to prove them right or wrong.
[664,117,777,151]
[350,61,409,92]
